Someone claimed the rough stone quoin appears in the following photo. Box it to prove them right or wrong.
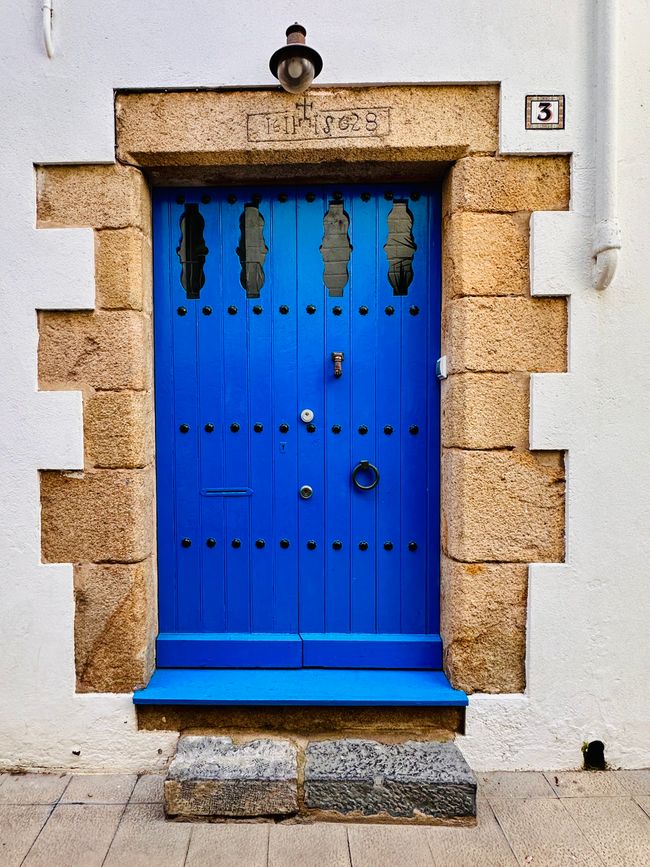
[443,212,530,298]
[37,164,150,230]
[442,449,565,563]
[439,149,569,694]
[74,560,156,692]
[444,155,570,214]
[38,310,152,391]
[95,227,152,311]
[440,557,528,694]
[37,159,156,695]
[41,468,154,564]
[441,372,530,450]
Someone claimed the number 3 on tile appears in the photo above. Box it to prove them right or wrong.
[526,95,565,130]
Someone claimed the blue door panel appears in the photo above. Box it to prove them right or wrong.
[269,193,300,635]
[157,633,303,668]
[301,634,443,669]
[348,195,379,633]
[399,192,430,634]
[153,185,442,671]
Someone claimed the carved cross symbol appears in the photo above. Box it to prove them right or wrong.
[296,96,313,121]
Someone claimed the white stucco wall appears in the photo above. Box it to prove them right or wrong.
[1,0,648,771]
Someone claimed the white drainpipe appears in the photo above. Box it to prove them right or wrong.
[593,0,621,291]
[42,0,54,58]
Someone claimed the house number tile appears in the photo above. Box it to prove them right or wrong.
[247,96,390,142]
[525,94,565,130]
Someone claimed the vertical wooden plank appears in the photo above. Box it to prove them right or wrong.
[170,192,203,632]
[375,188,402,634]
[248,191,275,632]
[152,190,178,632]
[297,189,327,634]
[399,189,430,634]
[197,193,226,632]
[427,190,442,634]
[271,190,300,634]
[323,187,352,633]
[220,188,252,633]
[349,188,379,633]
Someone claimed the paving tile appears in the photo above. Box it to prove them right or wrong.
[490,796,600,865]
[544,770,628,798]
[0,774,70,805]
[425,799,517,866]
[636,796,650,818]
[23,803,123,867]
[61,773,137,803]
[348,825,431,867]
[0,805,51,867]
[186,823,269,867]
[270,824,351,867]
[129,773,164,803]
[103,803,191,867]
[479,771,556,800]
[615,769,650,796]
[563,796,650,866]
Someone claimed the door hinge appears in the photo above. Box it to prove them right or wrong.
[436,356,448,380]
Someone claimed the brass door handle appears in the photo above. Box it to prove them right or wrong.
[331,351,344,377]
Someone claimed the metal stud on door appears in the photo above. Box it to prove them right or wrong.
[153,185,441,671]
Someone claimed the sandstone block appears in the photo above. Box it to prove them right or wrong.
[75,560,155,692]
[441,557,527,694]
[444,296,566,373]
[41,468,154,563]
[85,390,153,469]
[442,449,564,562]
[443,212,529,297]
[137,706,463,739]
[37,164,150,230]
[39,310,151,390]
[445,156,570,214]
[304,739,476,820]
[95,228,152,310]
[117,86,499,167]
[165,737,298,818]
[441,373,529,449]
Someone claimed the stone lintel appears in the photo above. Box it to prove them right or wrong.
[116,86,499,168]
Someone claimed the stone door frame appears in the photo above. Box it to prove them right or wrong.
[37,85,568,697]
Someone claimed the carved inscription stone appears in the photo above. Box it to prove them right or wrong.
[247,96,390,143]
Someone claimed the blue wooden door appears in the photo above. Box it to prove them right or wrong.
[154,185,441,670]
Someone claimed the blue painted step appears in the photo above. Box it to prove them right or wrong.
[133,668,467,707]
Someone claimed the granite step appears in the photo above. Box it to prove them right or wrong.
[304,739,476,821]
[165,737,298,818]
[164,735,476,823]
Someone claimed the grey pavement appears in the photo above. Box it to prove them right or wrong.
[0,769,649,865]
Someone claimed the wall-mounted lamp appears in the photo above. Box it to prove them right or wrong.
[269,23,323,94]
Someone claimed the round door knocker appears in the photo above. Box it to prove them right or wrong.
[352,460,380,491]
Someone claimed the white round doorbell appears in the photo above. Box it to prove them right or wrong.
[300,408,315,423]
